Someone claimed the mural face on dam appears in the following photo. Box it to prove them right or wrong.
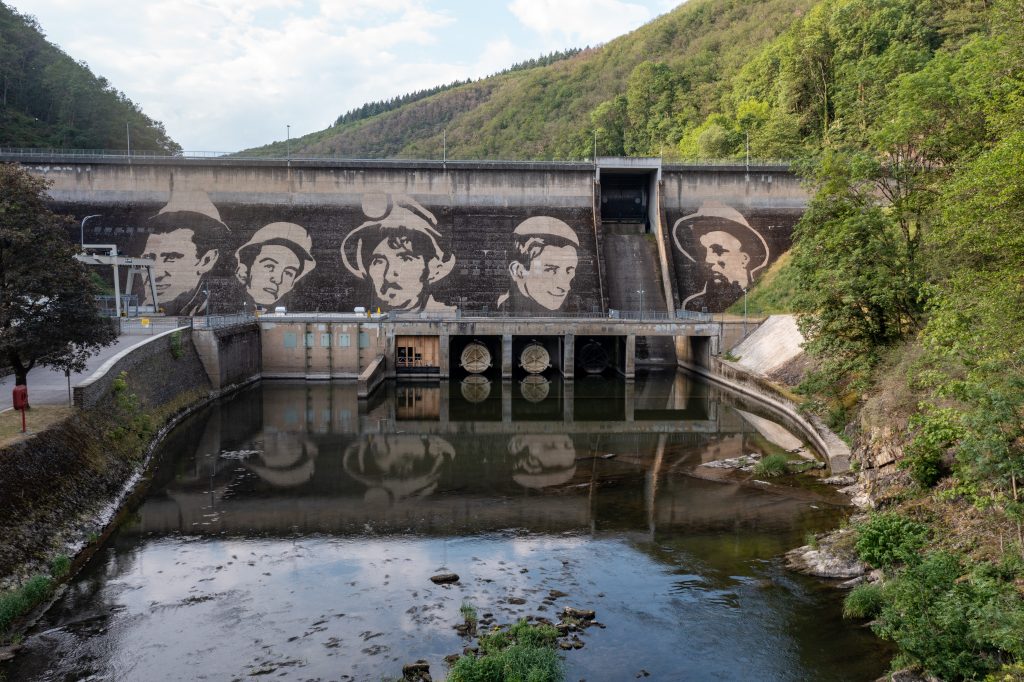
[671,201,770,312]
[135,192,230,315]
[498,216,579,314]
[65,182,598,316]
[234,222,316,308]
[340,194,456,312]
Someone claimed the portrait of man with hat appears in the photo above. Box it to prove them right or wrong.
[497,216,580,314]
[341,194,455,312]
[671,201,769,312]
[134,187,230,316]
[234,222,316,309]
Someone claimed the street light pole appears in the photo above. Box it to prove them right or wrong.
[637,288,644,320]
[743,287,748,336]
[286,124,290,160]
[80,214,101,248]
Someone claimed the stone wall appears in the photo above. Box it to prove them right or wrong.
[74,327,211,410]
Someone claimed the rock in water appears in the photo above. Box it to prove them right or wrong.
[562,606,596,620]
[402,660,431,681]
[429,572,459,584]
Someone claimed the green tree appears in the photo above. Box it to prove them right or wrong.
[0,163,117,391]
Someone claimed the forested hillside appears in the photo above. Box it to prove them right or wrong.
[726,1,1024,679]
[245,0,818,160]
[0,2,178,151]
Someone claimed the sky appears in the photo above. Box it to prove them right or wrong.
[10,0,682,151]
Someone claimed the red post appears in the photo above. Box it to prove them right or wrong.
[13,385,28,433]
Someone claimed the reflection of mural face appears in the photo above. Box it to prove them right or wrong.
[341,195,455,312]
[245,433,318,488]
[499,217,580,314]
[343,435,455,501]
[672,202,769,312]
[235,222,316,307]
[141,228,218,311]
[509,434,576,489]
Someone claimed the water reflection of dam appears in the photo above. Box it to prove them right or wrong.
[127,373,827,538]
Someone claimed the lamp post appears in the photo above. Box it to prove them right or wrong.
[286,124,290,160]
[743,287,748,336]
[637,288,645,320]
[80,214,101,248]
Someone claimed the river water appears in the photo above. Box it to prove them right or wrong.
[4,372,889,681]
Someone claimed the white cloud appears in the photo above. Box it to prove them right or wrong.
[507,0,653,46]
[8,0,672,151]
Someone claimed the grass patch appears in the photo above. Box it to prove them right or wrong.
[0,405,74,448]
[843,582,885,619]
[448,620,563,682]
[0,574,54,638]
[753,454,789,478]
[726,250,800,315]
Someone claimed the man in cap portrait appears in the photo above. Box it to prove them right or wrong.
[341,194,455,312]
[134,188,230,316]
[234,222,316,309]
[671,201,769,312]
[497,216,579,314]
[508,434,577,489]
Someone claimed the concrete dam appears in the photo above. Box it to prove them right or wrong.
[11,153,808,381]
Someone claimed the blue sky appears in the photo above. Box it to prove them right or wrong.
[10,0,682,151]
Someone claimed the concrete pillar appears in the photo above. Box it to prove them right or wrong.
[562,378,574,424]
[562,333,575,381]
[440,380,450,427]
[439,331,450,378]
[502,333,513,379]
[624,379,635,422]
[502,379,512,423]
[191,328,222,389]
[625,334,636,379]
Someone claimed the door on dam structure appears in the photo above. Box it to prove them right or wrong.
[396,336,440,374]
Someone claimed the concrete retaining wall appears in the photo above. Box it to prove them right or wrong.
[679,356,851,474]
[74,327,211,410]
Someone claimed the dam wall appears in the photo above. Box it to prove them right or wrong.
[10,156,810,319]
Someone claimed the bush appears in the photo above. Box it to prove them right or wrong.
[843,582,885,619]
[903,407,962,488]
[0,575,53,635]
[872,552,1024,681]
[448,620,563,682]
[753,454,789,478]
[854,512,928,568]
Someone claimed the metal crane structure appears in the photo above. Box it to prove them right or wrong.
[74,243,159,318]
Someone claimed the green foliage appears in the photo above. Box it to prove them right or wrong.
[460,601,477,628]
[753,454,789,478]
[448,620,562,682]
[843,582,885,619]
[0,164,118,387]
[903,406,964,488]
[872,552,1024,680]
[0,574,52,637]
[725,250,802,314]
[168,331,183,360]
[49,554,71,579]
[854,511,927,568]
[0,4,178,150]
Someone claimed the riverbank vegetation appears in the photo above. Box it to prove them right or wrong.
[733,0,1024,676]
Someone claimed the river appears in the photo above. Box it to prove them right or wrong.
[3,371,889,681]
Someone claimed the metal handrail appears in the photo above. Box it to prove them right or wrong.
[0,146,795,168]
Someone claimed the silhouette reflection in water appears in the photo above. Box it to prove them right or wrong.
[509,434,577,489]
[343,434,455,503]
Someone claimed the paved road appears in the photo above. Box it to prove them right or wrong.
[0,334,162,411]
